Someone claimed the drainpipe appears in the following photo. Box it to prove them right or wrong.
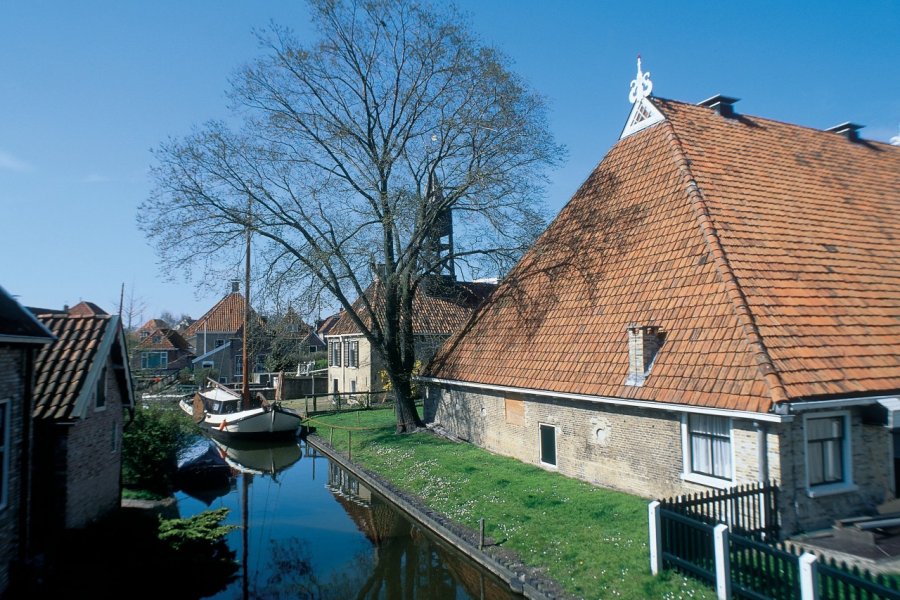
[755,421,768,482]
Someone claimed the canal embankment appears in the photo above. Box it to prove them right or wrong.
[305,408,715,600]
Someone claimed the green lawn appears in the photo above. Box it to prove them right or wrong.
[308,408,714,600]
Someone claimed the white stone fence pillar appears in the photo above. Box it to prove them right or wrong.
[648,501,662,575]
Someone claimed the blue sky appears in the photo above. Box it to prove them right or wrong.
[1,0,897,325]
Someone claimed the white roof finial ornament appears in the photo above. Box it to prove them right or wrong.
[890,124,900,146]
[629,55,653,104]
[620,55,665,140]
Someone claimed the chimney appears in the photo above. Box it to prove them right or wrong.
[626,324,664,386]
[825,122,863,142]
[698,95,739,118]
[231,280,240,294]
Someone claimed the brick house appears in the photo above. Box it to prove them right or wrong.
[422,71,900,535]
[29,305,134,550]
[185,283,267,383]
[0,286,54,596]
[326,277,495,395]
[131,319,194,374]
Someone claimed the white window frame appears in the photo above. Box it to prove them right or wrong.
[538,423,558,469]
[681,414,735,489]
[0,400,9,510]
[803,410,856,498]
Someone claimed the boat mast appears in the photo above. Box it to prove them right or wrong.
[242,198,251,410]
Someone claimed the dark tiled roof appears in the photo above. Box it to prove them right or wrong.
[427,98,900,413]
[135,327,192,352]
[316,313,342,337]
[33,313,111,420]
[0,286,54,344]
[328,278,496,337]
[67,301,108,316]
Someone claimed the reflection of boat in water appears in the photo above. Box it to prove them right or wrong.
[210,436,302,477]
[174,436,233,505]
[179,379,302,440]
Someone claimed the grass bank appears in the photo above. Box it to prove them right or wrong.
[308,408,714,600]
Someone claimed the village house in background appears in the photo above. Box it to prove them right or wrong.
[326,275,495,396]
[130,318,194,375]
[0,287,54,596]
[423,64,900,537]
[184,281,265,384]
[28,302,135,555]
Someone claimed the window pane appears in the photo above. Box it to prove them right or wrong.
[540,425,556,466]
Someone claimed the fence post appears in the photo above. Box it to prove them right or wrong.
[348,429,352,461]
[713,523,731,600]
[648,501,662,575]
[799,552,818,600]
[479,518,485,551]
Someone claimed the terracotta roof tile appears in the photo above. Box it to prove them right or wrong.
[427,98,900,413]
[135,327,192,352]
[184,292,259,339]
[32,313,111,420]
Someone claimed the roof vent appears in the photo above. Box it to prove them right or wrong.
[825,122,864,142]
[698,95,739,118]
[625,324,665,386]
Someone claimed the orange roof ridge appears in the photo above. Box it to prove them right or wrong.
[661,116,788,406]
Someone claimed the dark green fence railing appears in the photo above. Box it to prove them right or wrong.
[730,535,800,600]
[818,557,900,600]
[660,508,716,584]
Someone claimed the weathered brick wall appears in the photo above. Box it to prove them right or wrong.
[425,385,782,501]
[428,385,893,536]
[0,347,26,596]
[62,355,125,529]
[777,409,891,534]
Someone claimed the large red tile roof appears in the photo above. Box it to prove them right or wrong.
[426,98,900,413]
[328,278,496,337]
[32,313,112,420]
[184,292,258,339]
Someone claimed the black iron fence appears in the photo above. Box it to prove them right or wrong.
[659,480,779,541]
[652,481,900,600]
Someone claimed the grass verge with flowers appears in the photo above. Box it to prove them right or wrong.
[309,407,713,600]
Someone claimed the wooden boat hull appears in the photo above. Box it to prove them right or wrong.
[204,405,302,440]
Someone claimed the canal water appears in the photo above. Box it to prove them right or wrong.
[174,437,516,599]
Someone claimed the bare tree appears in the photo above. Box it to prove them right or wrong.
[139,0,562,432]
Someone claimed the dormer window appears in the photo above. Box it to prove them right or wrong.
[625,324,665,386]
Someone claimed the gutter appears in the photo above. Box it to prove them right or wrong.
[786,394,897,413]
[418,377,792,423]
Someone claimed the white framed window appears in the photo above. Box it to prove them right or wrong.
[111,422,119,453]
[539,423,557,467]
[347,340,359,368]
[682,414,733,488]
[141,351,168,369]
[804,411,855,497]
[0,400,9,510]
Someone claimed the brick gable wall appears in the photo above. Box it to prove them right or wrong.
[62,354,124,529]
[0,347,27,595]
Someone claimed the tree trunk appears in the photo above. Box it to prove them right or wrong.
[392,374,423,433]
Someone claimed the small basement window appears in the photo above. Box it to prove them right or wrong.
[539,424,557,467]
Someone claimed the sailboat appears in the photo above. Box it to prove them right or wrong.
[181,202,303,439]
